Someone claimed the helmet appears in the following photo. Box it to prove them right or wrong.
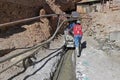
[76,20,80,24]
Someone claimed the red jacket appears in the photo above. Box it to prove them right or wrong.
[73,24,83,36]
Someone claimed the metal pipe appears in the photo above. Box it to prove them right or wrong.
[0,13,71,28]
[0,14,58,28]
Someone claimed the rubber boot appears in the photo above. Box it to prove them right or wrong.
[75,47,80,57]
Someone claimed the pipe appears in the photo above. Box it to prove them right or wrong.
[0,13,71,28]
[0,14,58,28]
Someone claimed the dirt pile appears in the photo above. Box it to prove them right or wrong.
[0,18,51,52]
[86,10,120,39]
[84,9,120,56]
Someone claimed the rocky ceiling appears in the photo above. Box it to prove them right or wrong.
[0,0,45,7]
[0,0,82,24]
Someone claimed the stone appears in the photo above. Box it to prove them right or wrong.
[109,31,120,42]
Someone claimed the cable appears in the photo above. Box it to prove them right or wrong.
[0,45,64,74]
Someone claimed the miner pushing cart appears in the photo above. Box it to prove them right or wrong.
[64,11,83,57]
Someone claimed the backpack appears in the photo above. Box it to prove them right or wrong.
[73,24,83,36]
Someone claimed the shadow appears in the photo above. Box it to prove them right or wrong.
[78,41,87,57]
[81,41,87,49]
[0,26,26,38]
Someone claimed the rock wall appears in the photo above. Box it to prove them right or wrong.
[0,0,80,24]
[0,1,40,24]
[0,0,81,32]
[0,0,82,55]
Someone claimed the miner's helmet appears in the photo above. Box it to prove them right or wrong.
[71,11,80,18]
[76,20,81,24]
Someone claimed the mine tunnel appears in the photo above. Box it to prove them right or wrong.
[0,0,120,80]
